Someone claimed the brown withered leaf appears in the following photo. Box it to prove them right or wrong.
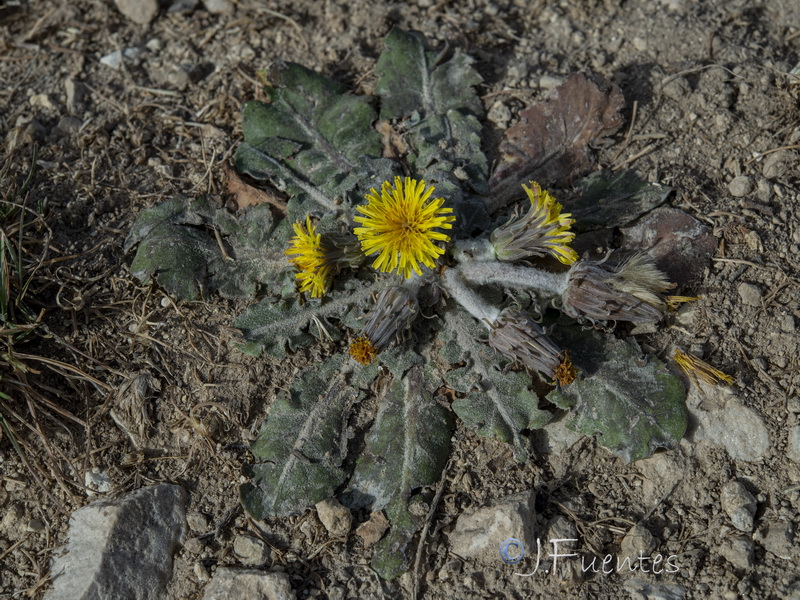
[620,207,717,286]
[487,73,625,214]
[375,120,408,159]
[224,163,287,211]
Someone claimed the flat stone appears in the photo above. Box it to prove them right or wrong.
[29,93,58,111]
[114,0,159,24]
[355,511,388,548]
[315,498,352,538]
[623,577,686,600]
[186,511,209,532]
[788,427,800,464]
[728,175,753,197]
[719,536,754,570]
[46,484,187,600]
[687,384,770,462]
[620,524,658,562]
[233,534,269,566]
[448,490,537,564]
[763,150,791,180]
[721,481,757,533]
[100,48,144,70]
[737,282,762,307]
[201,0,234,14]
[201,568,295,600]
[759,521,795,560]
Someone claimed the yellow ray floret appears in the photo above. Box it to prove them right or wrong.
[674,349,734,385]
[353,176,456,278]
[285,215,332,298]
[522,182,577,265]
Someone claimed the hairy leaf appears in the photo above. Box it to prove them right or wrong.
[439,309,552,461]
[375,27,490,234]
[234,278,383,358]
[488,73,625,214]
[235,61,398,221]
[570,170,672,231]
[548,328,687,463]
[241,355,378,518]
[345,361,453,578]
[346,362,453,511]
[125,197,285,301]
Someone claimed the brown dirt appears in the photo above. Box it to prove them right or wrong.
[1,0,799,598]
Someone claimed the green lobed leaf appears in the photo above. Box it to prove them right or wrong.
[570,170,672,231]
[125,197,286,301]
[233,278,383,358]
[344,360,453,578]
[547,328,687,463]
[240,354,379,518]
[439,309,553,461]
[375,27,490,233]
[345,361,453,511]
[235,61,398,219]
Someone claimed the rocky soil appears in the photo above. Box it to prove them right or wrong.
[1,0,799,598]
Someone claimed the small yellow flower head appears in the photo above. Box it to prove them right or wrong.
[348,286,419,365]
[554,351,577,386]
[354,176,456,279]
[491,181,577,265]
[285,215,332,298]
[349,335,378,366]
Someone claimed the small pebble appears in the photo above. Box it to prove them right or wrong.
[183,537,204,555]
[728,175,753,197]
[719,536,754,570]
[186,511,209,532]
[721,481,757,533]
[201,0,234,14]
[737,282,761,307]
[316,498,352,537]
[114,0,159,24]
[29,93,58,111]
[233,533,269,566]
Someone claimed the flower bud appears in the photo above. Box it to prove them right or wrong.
[349,286,419,365]
[562,254,672,323]
[488,308,574,384]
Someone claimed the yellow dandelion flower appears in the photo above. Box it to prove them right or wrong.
[353,176,456,279]
[674,349,734,385]
[285,215,332,298]
[490,181,577,265]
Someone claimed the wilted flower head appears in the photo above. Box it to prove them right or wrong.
[488,308,575,384]
[490,181,577,265]
[562,253,673,323]
[349,286,420,365]
[354,176,455,279]
[674,349,733,385]
[285,215,362,298]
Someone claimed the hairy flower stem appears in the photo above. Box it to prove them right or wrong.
[441,268,499,325]
[456,261,569,297]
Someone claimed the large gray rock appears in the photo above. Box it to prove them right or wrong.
[202,568,295,600]
[47,484,187,600]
